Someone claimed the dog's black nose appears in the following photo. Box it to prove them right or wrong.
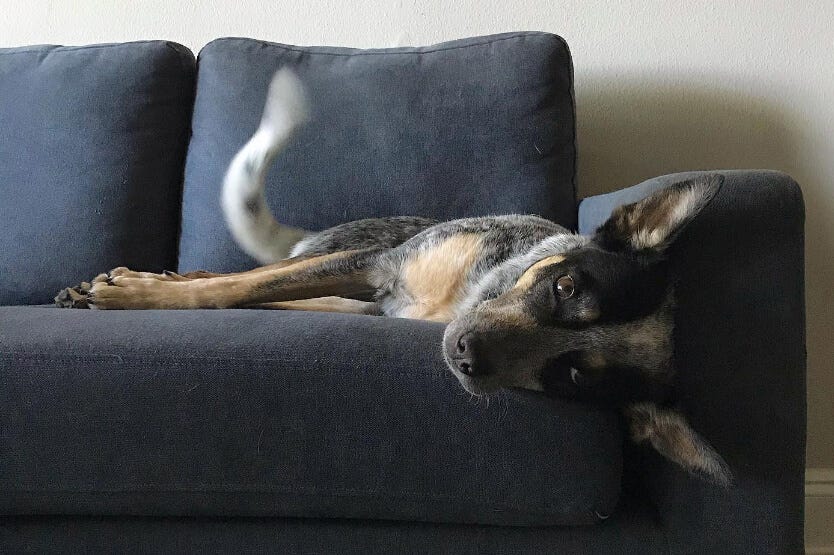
[450,332,482,377]
[457,359,474,376]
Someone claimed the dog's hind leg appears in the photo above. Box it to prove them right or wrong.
[252,297,380,315]
[79,249,384,310]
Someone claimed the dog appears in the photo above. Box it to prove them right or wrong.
[56,70,731,486]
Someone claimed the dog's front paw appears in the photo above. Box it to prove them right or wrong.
[55,271,109,308]
[55,284,91,308]
[56,267,200,310]
[54,267,155,309]
[86,274,193,310]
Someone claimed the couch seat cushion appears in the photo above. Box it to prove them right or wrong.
[179,32,577,273]
[0,306,621,526]
[0,41,195,305]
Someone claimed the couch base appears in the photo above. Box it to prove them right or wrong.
[1,508,664,555]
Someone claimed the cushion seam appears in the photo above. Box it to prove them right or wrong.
[1,487,606,519]
[202,32,565,58]
[0,40,189,56]
[0,352,444,365]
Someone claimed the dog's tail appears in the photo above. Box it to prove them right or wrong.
[221,69,311,264]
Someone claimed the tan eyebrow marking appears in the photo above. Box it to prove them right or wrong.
[513,255,566,291]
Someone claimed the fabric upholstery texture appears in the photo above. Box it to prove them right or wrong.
[178,32,576,273]
[0,41,195,305]
[0,306,622,527]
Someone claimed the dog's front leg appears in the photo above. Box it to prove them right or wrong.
[69,249,381,310]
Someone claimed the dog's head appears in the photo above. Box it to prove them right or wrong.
[442,176,731,485]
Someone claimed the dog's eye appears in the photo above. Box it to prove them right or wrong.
[555,275,575,299]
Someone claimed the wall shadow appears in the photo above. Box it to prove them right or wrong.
[575,74,834,466]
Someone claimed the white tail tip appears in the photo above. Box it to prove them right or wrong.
[260,68,309,139]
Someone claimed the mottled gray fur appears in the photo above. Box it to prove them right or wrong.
[290,216,438,257]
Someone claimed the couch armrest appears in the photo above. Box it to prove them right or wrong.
[579,170,806,554]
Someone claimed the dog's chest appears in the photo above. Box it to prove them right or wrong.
[381,233,484,323]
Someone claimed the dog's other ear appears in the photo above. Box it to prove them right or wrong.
[595,175,723,253]
[624,402,732,487]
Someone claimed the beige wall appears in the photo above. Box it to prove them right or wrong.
[2,0,831,467]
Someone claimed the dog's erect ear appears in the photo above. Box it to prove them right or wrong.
[624,402,732,487]
[595,175,723,253]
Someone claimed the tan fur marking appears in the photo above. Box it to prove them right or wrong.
[664,425,702,465]
[616,186,701,250]
[254,297,376,314]
[627,320,669,352]
[626,402,731,485]
[513,255,566,291]
[578,351,608,369]
[576,306,601,322]
[400,234,482,323]
[645,412,706,473]
[481,304,537,329]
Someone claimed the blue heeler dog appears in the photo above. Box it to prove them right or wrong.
[57,70,731,486]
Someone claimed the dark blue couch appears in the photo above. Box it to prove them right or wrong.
[0,33,806,554]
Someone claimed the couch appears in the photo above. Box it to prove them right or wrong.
[0,33,806,554]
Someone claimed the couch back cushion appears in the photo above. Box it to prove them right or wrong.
[179,32,576,272]
[0,41,195,305]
